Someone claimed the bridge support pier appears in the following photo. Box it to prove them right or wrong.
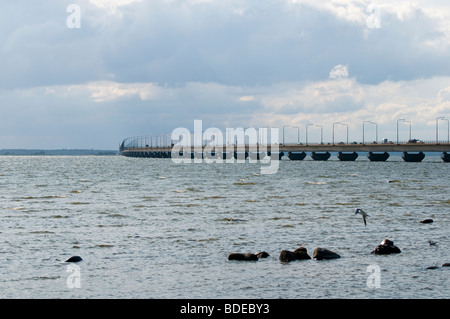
[310,152,331,161]
[337,151,358,161]
[288,152,306,160]
[367,152,390,162]
[402,151,425,162]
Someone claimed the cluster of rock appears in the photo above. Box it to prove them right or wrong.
[227,247,342,262]
[279,247,312,262]
[279,247,342,262]
[227,239,409,262]
[227,251,270,261]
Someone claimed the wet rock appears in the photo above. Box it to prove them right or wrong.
[442,263,450,267]
[426,266,439,270]
[279,250,297,262]
[313,248,341,260]
[279,247,311,262]
[293,247,311,260]
[256,251,270,258]
[420,219,434,224]
[65,256,83,262]
[227,253,258,261]
[371,239,401,255]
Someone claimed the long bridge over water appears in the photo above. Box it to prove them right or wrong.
[120,137,450,162]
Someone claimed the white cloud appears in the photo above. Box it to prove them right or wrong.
[85,81,162,102]
[329,64,349,79]
[89,0,143,15]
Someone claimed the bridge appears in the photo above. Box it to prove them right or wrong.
[120,135,450,162]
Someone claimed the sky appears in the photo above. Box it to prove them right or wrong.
[1,0,450,149]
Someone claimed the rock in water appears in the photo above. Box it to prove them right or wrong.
[65,256,83,262]
[256,251,270,258]
[371,239,401,255]
[227,253,258,261]
[293,247,311,260]
[420,219,433,224]
[279,247,311,262]
[279,250,297,262]
[313,248,341,260]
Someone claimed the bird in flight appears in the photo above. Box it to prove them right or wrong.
[354,208,369,226]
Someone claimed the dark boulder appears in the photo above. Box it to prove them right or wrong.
[256,251,270,258]
[65,256,83,262]
[313,248,341,260]
[371,239,401,255]
[279,247,311,262]
[293,247,311,260]
[279,250,297,262]
[227,253,258,261]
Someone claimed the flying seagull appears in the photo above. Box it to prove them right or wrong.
[354,208,369,226]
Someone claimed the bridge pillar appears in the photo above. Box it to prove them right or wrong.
[337,151,358,161]
[367,152,390,162]
[402,151,425,162]
[310,151,331,161]
[288,151,306,160]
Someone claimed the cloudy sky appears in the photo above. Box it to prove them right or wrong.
[1,0,450,149]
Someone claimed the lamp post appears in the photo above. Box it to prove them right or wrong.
[444,119,450,143]
[341,123,349,144]
[363,121,371,145]
[291,126,300,144]
[332,122,340,145]
[315,125,323,144]
[404,121,411,141]
[306,124,313,146]
[260,126,271,146]
[397,119,405,144]
[436,117,449,144]
[373,121,378,143]
[282,124,290,145]
[436,117,444,144]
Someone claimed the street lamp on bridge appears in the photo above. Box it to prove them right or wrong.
[292,126,300,144]
[306,123,313,146]
[397,119,405,144]
[363,120,378,145]
[404,120,411,141]
[436,117,449,144]
[341,123,349,144]
[282,124,289,145]
[315,125,323,144]
[332,122,340,145]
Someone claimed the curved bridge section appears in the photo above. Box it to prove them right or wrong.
[120,136,450,162]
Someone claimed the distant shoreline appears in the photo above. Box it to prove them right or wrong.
[0,149,118,156]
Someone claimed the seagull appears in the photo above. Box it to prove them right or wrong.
[354,208,369,226]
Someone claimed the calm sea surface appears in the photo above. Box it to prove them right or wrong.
[0,155,448,299]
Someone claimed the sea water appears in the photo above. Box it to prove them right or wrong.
[0,155,448,298]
